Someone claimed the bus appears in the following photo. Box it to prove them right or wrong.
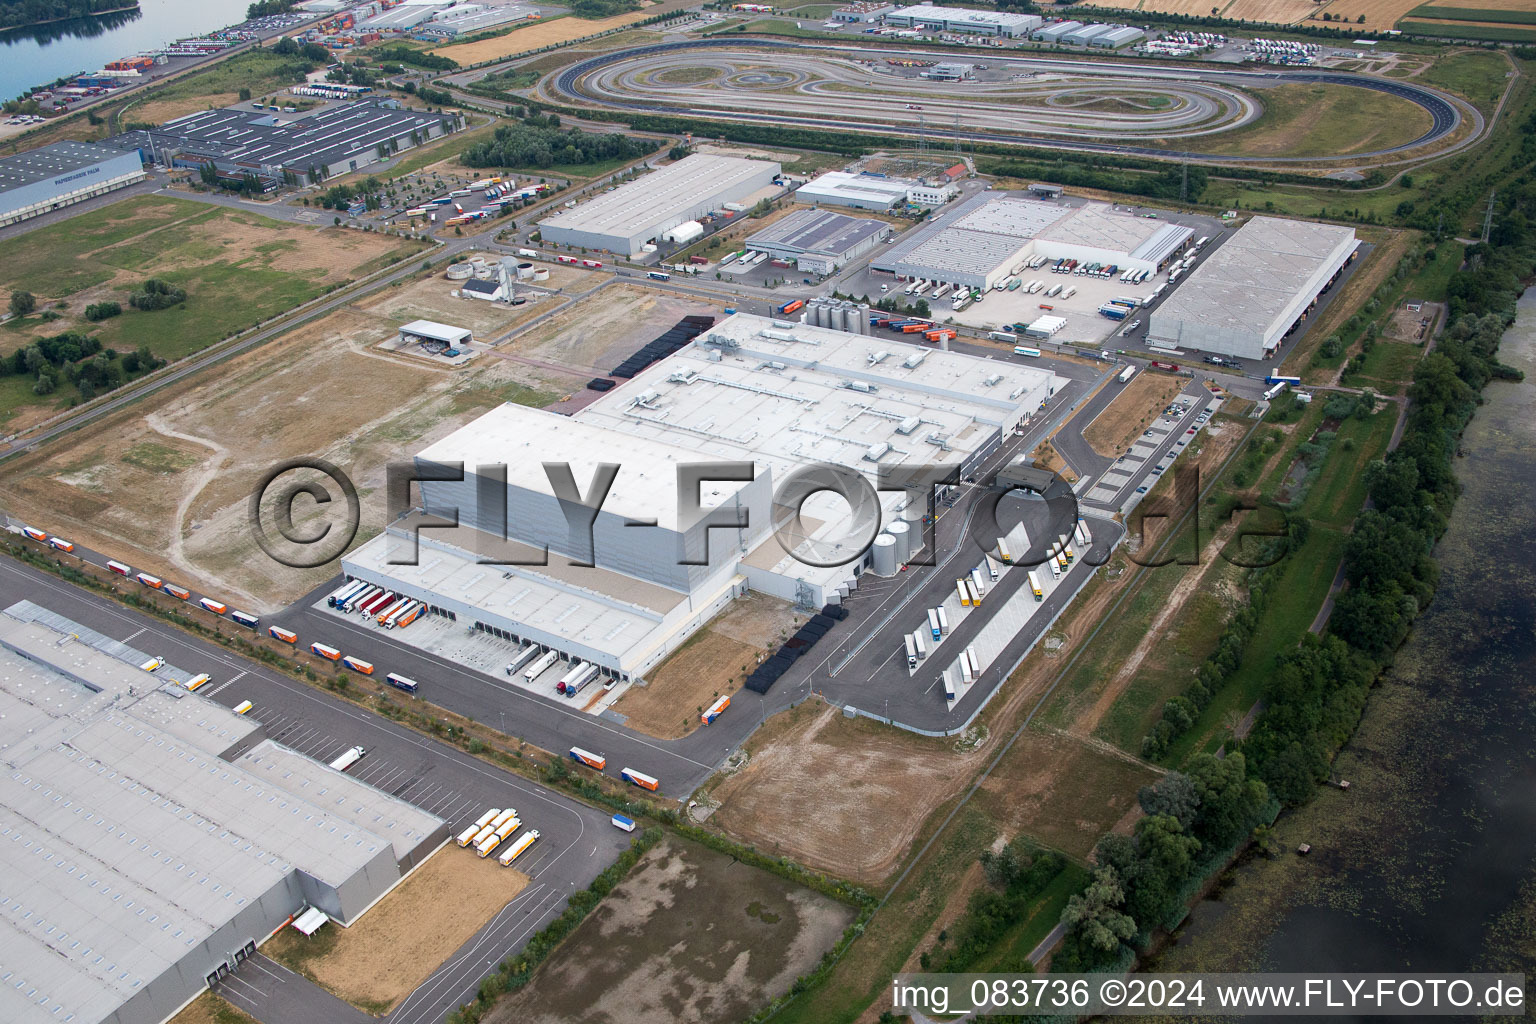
[647,271,671,281]
[341,655,374,675]
[310,642,342,661]
[989,331,1017,344]
[184,673,211,692]
[230,610,259,630]
[268,625,298,644]
[621,767,660,791]
[385,672,419,694]
[233,700,254,715]
[329,745,367,772]
[1013,346,1042,358]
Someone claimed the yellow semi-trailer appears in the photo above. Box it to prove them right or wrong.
[498,829,540,866]
[476,816,522,858]
[1028,571,1043,601]
[458,809,500,846]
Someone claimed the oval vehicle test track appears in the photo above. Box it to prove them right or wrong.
[551,39,1469,163]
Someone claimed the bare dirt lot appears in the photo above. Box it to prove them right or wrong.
[484,837,854,1024]
[435,3,670,65]
[615,594,802,739]
[1083,372,1187,458]
[711,702,978,884]
[264,846,529,1014]
[512,283,721,376]
[0,278,578,609]
[167,991,257,1024]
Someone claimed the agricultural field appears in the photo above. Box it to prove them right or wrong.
[0,265,575,610]
[1398,0,1536,36]
[0,195,424,428]
[1069,0,1319,24]
[435,0,678,66]
[482,837,856,1024]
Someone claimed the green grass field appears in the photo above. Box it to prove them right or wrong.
[1182,83,1433,159]
[1407,4,1536,24]
[0,195,423,420]
[1400,20,1536,42]
[1418,48,1513,110]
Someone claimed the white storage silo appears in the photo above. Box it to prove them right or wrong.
[517,262,535,281]
[446,262,473,280]
[533,268,550,282]
[888,520,912,563]
[871,533,898,576]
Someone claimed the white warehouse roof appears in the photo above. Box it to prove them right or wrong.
[796,171,915,209]
[400,320,472,343]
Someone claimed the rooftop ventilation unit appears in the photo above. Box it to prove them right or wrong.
[761,329,802,343]
[984,373,1003,387]
[925,432,952,451]
[841,380,877,393]
[667,368,700,385]
[868,350,890,365]
[631,389,661,408]
[903,351,928,369]
[895,416,921,435]
[703,332,739,348]
[864,442,892,462]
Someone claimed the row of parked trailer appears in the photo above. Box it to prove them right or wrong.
[566,747,664,794]
[455,805,542,866]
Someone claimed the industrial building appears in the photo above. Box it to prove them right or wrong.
[0,142,146,229]
[883,4,1042,35]
[744,208,891,274]
[1148,216,1357,360]
[399,320,473,347]
[341,313,1062,681]
[1032,20,1082,41]
[110,101,461,186]
[537,154,780,257]
[0,600,446,1024]
[872,194,1192,290]
[796,171,955,211]
[831,1,896,22]
[1091,25,1145,47]
[412,3,539,39]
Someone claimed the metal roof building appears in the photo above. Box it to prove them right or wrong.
[1062,22,1116,44]
[399,320,473,345]
[1032,19,1082,41]
[109,101,460,185]
[872,195,1194,288]
[1090,25,1146,47]
[796,171,915,211]
[537,154,780,257]
[1148,216,1357,360]
[0,142,145,229]
[341,313,1063,671]
[883,4,1041,35]
[744,208,891,274]
[0,601,446,1024]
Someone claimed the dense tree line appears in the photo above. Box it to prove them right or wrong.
[129,278,185,311]
[567,0,638,17]
[245,0,294,17]
[919,844,1066,973]
[461,122,648,170]
[1055,755,1272,971]
[0,0,134,30]
[270,36,331,63]
[372,44,457,70]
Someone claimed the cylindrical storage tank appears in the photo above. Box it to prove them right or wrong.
[446,262,473,280]
[468,257,487,268]
[517,262,535,281]
[870,533,897,576]
[533,268,550,282]
[888,520,912,563]
[901,498,922,523]
[474,265,494,279]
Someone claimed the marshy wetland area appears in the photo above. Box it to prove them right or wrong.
[1147,293,1536,996]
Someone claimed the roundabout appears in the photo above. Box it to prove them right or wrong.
[548,39,1474,166]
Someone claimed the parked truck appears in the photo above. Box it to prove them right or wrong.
[497,829,540,866]
[927,608,942,641]
[997,536,1013,563]
[457,808,500,847]
[1028,570,1043,601]
[1118,365,1137,384]
[701,694,730,724]
[905,634,918,668]
[523,650,558,681]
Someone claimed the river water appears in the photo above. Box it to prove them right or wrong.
[0,0,251,103]
[1152,289,1536,992]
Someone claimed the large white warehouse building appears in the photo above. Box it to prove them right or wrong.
[873,194,1192,291]
[342,314,1063,682]
[0,601,446,1024]
[1148,216,1357,360]
[537,154,780,256]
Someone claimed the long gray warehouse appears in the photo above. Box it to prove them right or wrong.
[538,154,780,257]
[0,142,146,229]
[744,208,890,274]
[1148,216,1357,360]
[0,600,446,1024]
